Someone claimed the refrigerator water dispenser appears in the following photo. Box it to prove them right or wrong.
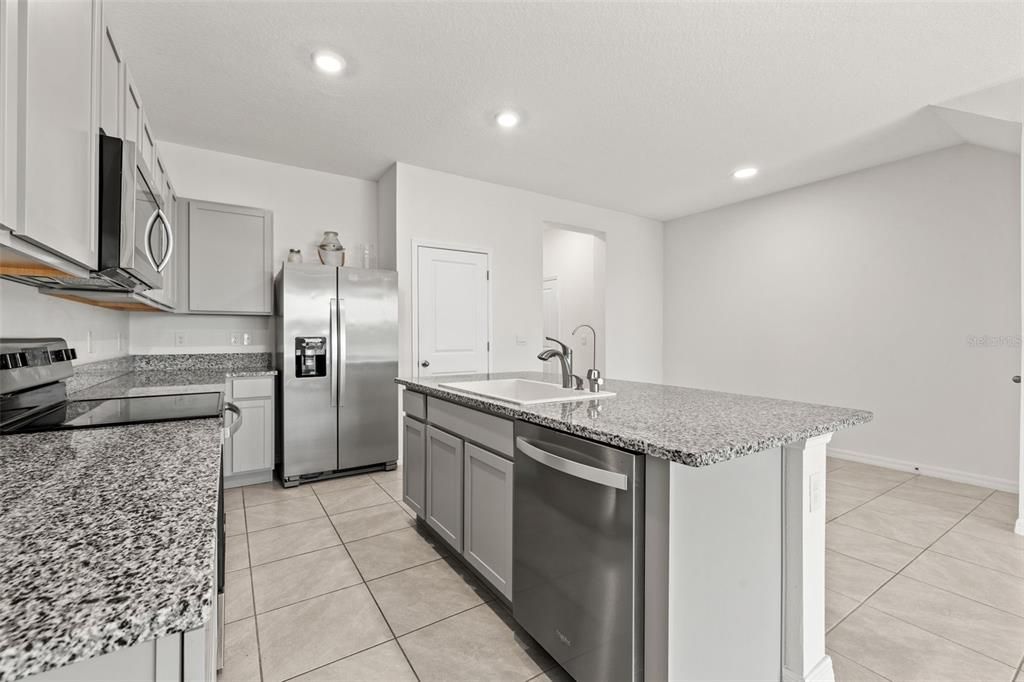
[294,337,327,377]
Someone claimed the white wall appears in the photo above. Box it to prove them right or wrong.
[542,226,606,371]
[130,141,379,354]
[394,163,663,382]
[0,280,129,362]
[664,144,1021,488]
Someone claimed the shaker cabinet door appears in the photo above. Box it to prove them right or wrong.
[425,425,463,552]
[17,0,100,269]
[99,25,123,137]
[187,200,273,315]
[226,398,273,475]
[403,416,426,517]
[463,443,513,599]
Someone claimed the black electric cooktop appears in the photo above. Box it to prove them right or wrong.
[2,392,224,434]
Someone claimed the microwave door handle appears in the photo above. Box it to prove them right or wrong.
[515,437,628,490]
[154,209,174,272]
[143,208,161,270]
[329,298,339,407]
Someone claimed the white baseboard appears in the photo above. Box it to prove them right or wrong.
[828,448,1018,494]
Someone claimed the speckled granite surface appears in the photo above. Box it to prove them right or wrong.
[70,368,276,400]
[133,353,272,372]
[397,372,872,466]
[64,356,134,395]
[0,419,222,682]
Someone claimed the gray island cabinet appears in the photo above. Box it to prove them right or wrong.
[397,372,872,682]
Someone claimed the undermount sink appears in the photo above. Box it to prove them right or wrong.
[438,378,615,405]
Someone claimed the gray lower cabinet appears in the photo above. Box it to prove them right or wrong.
[403,416,426,517]
[463,443,513,599]
[181,200,273,315]
[425,425,464,552]
[224,377,275,486]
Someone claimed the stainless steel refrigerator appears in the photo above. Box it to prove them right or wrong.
[274,263,398,486]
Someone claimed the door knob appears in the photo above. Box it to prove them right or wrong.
[421,360,430,368]
[1014,376,1021,384]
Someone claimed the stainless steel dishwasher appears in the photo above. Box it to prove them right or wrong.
[513,421,644,682]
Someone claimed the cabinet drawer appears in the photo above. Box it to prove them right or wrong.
[427,397,512,458]
[403,390,426,420]
[231,377,274,399]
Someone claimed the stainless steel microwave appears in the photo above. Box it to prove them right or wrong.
[97,134,173,291]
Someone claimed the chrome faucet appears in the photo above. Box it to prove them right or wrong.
[538,337,583,390]
[571,324,604,393]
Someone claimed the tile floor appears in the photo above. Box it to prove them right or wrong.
[220,467,561,682]
[220,460,1023,682]
[824,458,1024,682]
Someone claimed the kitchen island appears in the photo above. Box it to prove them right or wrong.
[396,371,872,682]
[0,419,223,682]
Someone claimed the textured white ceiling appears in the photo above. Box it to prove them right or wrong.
[105,1,1022,221]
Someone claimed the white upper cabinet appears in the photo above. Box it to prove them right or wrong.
[98,24,123,137]
[0,1,19,232]
[16,0,101,269]
[124,66,142,150]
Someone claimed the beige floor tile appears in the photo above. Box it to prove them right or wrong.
[862,493,968,527]
[989,491,1019,509]
[829,482,884,504]
[399,603,552,681]
[244,496,326,532]
[224,487,244,512]
[826,550,893,601]
[379,479,404,501]
[219,617,261,682]
[828,470,907,494]
[317,484,393,515]
[827,606,1015,681]
[248,517,341,566]
[310,474,378,496]
[225,532,250,571]
[866,575,1024,667]
[257,584,392,682]
[931,531,1024,579]
[954,513,1024,549]
[225,568,255,623]
[251,545,363,613]
[901,475,992,500]
[243,480,314,507]
[884,484,982,515]
[330,502,416,542]
[826,522,921,572]
[832,506,952,548]
[225,508,246,537]
[903,550,1024,617]
[827,494,864,521]
[292,641,416,682]
[826,590,861,631]
[827,649,888,682]
[972,497,1019,523]
[346,527,446,580]
[369,558,490,635]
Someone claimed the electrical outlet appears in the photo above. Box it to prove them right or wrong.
[230,332,242,346]
[174,332,187,347]
[242,332,252,346]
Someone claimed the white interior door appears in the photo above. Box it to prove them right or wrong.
[542,277,560,377]
[416,246,489,377]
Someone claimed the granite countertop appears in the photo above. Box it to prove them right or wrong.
[0,419,223,682]
[396,372,872,467]
[71,368,277,400]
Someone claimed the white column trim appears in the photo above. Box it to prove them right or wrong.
[782,433,834,682]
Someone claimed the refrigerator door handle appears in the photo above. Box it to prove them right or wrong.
[337,298,347,407]
[330,298,339,407]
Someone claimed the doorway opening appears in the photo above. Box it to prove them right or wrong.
[541,224,607,378]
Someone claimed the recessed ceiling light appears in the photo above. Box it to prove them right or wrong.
[495,111,521,129]
[733,167,758,179]
[312,50,345,75]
